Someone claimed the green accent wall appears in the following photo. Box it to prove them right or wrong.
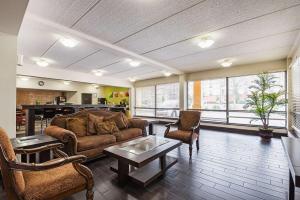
[103,86,130,105]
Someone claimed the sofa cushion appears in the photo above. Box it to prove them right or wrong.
[87,113,103,135]
[22,163,86,200]
[95,119,119,135]
[106,112,127,130]
[66,117,87,137]
[77,135,116,152]
[113,128,142,142]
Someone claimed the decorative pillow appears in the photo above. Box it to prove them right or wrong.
[106,112,127,130]
[66,117,87,137]
[96,119,119,135]
[88,113,104,135]
[121,112,130,128]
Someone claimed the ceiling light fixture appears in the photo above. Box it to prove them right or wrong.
[125,58,141,67]
[197,37,215,48]
[19,76,29,81]
[128,77,136,82]
[219,59,233,67]
[63,81,71,85]
[162,71,172,77]
[36,59,49,67]
[60,37,79,48]
[92,69,106,76]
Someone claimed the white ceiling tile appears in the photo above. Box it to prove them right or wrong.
[117,0,300,54]
[144,6,300,61]
[26,0,99,27]
[72,0,201,43]
[166,31,297,72]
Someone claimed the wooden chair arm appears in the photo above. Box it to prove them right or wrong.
[14,143,64,155]
[8,155,87,171]
[165,120,179,128]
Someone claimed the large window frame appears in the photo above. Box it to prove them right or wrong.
[135,83,180,119]
[187,71,287,128]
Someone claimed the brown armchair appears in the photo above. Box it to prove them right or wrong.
[164,111,201,159]
[0,128,94,200]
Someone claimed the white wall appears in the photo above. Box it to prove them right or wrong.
[17,76,102,104]
[0,32,17,138]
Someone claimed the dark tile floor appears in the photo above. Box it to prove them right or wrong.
[1,125,292,200]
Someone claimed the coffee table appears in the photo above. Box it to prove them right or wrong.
[104,136,182,187]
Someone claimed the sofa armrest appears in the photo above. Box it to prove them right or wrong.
[44,126,78,156]
[128,119,148,134]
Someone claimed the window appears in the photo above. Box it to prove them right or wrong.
[135,86,155,117]
[228,72,286,127]
[156,83,179,118]
[187,72,287,128]
[135,83,179,118]
[188,78,226,122]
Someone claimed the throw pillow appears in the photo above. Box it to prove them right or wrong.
[87,113,104,135]
[66,117,87,137]
[121,112,130,128]
[96,119,119,135]
[106,112,127,130]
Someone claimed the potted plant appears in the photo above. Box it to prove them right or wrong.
[244,73,287,140]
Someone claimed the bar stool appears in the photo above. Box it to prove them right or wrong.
[41,108,56,133]
[62,107,75,115]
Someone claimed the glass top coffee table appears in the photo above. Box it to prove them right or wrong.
[104,136,182,187]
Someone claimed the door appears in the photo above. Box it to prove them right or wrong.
[81,93,92,104]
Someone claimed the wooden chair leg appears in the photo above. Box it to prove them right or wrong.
[189,144,192,159]
[196,139,199,151]
[86,188,94,200]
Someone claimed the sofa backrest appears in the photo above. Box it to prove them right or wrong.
[51,109,115,129]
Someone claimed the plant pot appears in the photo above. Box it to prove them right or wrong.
[259,128,273,140]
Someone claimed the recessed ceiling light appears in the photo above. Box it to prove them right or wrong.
[36,59,49,67]
[162,71,172,77]
[220,59,233,67]
[92,69,106,76]
[125,58,141,67]
[197,37,215,48]
[19,76,29,81]
[93,84,99,88]
[129,61,141,67]
[128,77,136,82]
[63,81,71,85]
[60,37,79,48]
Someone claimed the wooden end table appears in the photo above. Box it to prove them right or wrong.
[104,136,182,187]
[11,134,61,163]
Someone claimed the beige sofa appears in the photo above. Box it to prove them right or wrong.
[45,109,148,160]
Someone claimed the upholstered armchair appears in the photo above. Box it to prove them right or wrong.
[164,111,201,158]
[0,128,94,200]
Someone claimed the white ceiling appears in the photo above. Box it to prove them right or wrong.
[18,0,300,82]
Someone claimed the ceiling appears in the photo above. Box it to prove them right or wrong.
[18,0,300,82]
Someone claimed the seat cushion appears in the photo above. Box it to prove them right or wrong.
[22,163,86,200]
[166,130,197,143]
[77,135,116,152]
[113,128,142,142]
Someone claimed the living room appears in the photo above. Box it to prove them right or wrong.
[1,0,300,200]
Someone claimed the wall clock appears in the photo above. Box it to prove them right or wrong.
[38,81,45,86]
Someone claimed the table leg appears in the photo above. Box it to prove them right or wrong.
[25,109,35,136]
[289,170,295,200]
[149,123,153,135]
[118,160,129,185]
[160,155,166,174]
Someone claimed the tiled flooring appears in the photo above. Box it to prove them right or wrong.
[1,125,292,200]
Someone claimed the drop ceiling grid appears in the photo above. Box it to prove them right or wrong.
[116,0,300,55]
[144,6,300,61]
[27,0,100,27]
[166,31,297,69]
[71,0,202,43]
[182,46,291,72]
